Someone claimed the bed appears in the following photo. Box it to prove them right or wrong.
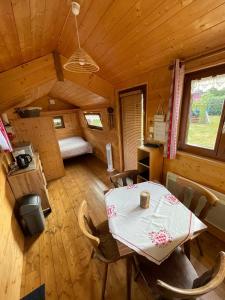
[58,136,93,159]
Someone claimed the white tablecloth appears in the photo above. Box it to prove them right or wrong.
[105,181,206,265]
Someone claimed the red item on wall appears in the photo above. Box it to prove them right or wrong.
[0,118,12,152]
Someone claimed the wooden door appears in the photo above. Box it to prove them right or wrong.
[121,90,144,170]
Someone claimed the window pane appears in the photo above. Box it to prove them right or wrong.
[186,74,225,149]
[84,114,103,128]
[53,116,64,129]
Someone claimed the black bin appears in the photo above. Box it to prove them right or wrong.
[19,194,45,235]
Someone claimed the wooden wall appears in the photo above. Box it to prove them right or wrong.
[53,112,82,140]
[25,96,83,140]
[0,153,24,300]
[115,53,225,194]
[31,95,76,112]
[79,108,120,171]
[11,117,65,181]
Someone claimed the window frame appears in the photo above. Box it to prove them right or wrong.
[53,116,65,129]
[178,64,225,161]
[84,112,103,130]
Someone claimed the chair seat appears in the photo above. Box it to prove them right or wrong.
[139,247,219,299]
[96,220,120,261]
[139,247,197,299]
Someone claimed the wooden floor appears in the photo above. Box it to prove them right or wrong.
[20,154,225,300]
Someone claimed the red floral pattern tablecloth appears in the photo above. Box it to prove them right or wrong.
[105,181,206,265]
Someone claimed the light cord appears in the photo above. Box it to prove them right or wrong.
[74,14,81,48]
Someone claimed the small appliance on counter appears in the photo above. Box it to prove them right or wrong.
[11,142,35,170]
[12,142,34,160]
[16,154,32,169]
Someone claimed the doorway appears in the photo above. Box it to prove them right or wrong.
[119,85,146,170]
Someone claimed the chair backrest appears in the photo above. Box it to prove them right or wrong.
[166,173,218,220]
[78,200,100,249]
[110,170,138,188]
[157,251,225,299]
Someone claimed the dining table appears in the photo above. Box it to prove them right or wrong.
[104,180,207,300]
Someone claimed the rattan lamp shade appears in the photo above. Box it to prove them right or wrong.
[63,2,100,73]
[63,47,100,73]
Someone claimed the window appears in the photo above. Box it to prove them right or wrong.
[84,113,103,129]
[179,65,225,160]
[53,116,65,129]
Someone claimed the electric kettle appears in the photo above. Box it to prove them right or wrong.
[16,154,32,169]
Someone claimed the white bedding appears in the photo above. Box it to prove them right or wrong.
[58,136,93,159]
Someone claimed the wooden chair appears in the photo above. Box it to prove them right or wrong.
[78,200,132,300]
[137,248,225,300]
[166,174,218,258]
[110,170,138,188]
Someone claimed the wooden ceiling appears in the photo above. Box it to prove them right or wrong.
[49,79,108,108]
[0,53,110,113]
[0,55,56,112]
[1,0,225,90]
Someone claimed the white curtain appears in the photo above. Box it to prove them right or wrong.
[164,59,185,159]
[0,118,12,152]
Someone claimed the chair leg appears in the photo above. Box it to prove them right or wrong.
[127,256,132,300]
[196,237,204,256]
[89,249,95,262]
[184,240,191,260]
[101,263,108,300]
[132,255,140,282]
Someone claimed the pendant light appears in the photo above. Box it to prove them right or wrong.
[63,2,100,73]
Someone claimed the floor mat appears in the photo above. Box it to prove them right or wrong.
[21,284,45,300]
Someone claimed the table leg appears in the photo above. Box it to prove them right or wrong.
[184,240,191,260]
[126,256,132,300]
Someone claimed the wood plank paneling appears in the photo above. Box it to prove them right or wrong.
[20,155,153,300]
[0,0,71,72]
[0,1,22,70]
[1,1,225,85]
[49,78,110,108]
[0,153,24,300]
[115,45,225,194]
[57,0,225,84]
[54,112,83,140]
[79,108,120,171]
[163,151,225,194]
[99,0,225,82]
[0,54,56,113]
[20,155,225,299]
[61,55,114,103]
[31,96,76,112]
[11,117,65,181]
[0,52,114,113]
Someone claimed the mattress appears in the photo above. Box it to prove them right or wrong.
[58,136,93,159]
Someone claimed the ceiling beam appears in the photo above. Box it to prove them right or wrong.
[52,51,64,81]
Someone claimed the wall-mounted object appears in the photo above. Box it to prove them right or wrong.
[49,99,55,105]
[152,100,166,143]
[15,107,42,118]
[5,125,15,141]
[153,114,166,143]
[107,107,114,129]
[0,118,12,152]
